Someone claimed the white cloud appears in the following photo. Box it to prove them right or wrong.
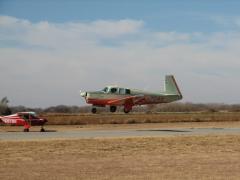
[1,16,240,107]
[85,19,144,37]
[0,16,144,49]
[211,15,240,28]
[153,32,191,44]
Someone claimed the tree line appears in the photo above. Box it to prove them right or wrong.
[1,97,240,115]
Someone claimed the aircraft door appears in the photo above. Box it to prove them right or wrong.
[21,114,31,126]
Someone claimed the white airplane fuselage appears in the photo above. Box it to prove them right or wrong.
[80,75,182,113]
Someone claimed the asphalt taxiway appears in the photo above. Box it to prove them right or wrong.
[0,127,240,140]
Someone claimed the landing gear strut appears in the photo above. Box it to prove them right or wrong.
[124,106,132,114]
[110,106,117,113]
[124,108,130,114]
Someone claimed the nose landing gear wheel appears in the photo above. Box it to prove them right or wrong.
[91,107,97,114]
[110,106,117,113]
[40,127,45,132]
[23,128,29,132]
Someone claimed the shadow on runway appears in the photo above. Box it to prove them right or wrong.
[199,128,224,130]
[137,129,192,133]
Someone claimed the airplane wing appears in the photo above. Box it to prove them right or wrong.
[108,95,145,106]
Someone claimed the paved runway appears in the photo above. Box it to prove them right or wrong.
[0,127,240,140]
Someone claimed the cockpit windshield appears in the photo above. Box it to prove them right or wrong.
[102,87,108,92]
[20,112,38,120]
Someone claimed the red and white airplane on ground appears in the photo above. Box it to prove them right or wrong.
[0,112,47,132]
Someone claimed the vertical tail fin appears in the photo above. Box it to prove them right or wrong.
[164,75,182,98]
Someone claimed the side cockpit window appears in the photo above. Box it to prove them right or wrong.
[20,114,29,120]
[110,87,117,93]
[30,114,37,119]
[126,89,131,94]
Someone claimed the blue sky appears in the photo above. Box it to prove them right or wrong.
[1,0,240,107]
[1,0,240,32]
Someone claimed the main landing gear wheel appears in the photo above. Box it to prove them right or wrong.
[110,106,117,113]
[91,107,97,114]
[23,128,29,132]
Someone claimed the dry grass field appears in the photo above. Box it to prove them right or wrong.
[1,135,240,180]
[43,112,240,125]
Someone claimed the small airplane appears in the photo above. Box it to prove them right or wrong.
[0,112,47,132]
[80,75,183,113]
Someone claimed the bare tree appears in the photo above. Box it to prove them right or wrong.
[0,97,9,105]
[0,97,11,115]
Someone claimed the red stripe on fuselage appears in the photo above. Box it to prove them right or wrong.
[87,97,166,106]
[87,98,120,106]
